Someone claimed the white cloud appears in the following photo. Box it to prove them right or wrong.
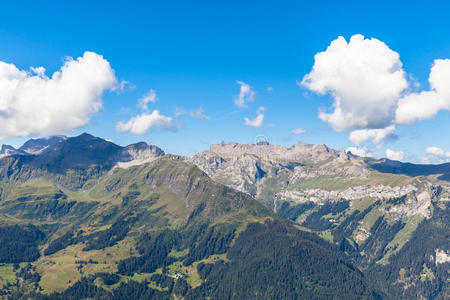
[174,107,210,120]
[116,110,175,134]
[234,81,255,107]
[395,91,442,124]
[422,146,450,164]
[118,80,134,92]
[138,89,157,110]
[301,34,408,132]
[301,34,450,150]
[291,128,306,135]
[349,125,397,146]
[244,106,265,128]
[426,147,450,158]
[267,86,273,92]
[396,59,450,124]
[346,147,372,157]
[188,107,210,119]
[386,149,404,161]
[0,51,117,139]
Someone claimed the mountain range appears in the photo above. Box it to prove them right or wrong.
[190,141,450,299]
[0,133,448,299]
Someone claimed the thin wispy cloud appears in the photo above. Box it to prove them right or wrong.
[291,128,306,135]
[175,107,210,120]
[234,81,255,107]
[138,89,157,110]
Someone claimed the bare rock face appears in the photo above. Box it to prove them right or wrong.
[0,144,25,158]
[19,136,67,155]
[279,184,418,204]
[114,142,165,168]
[209,141,340,163]
[0,136,67,158]
[191,141,449,210]
[189,140,450,275]
[190,141,373,203]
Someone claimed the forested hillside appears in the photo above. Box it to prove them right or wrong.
[0,134,380,299]
[191,141,450,299]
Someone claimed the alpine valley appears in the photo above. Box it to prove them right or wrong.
[0,133,448,299]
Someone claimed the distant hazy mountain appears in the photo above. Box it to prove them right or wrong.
[190,141,450,299]
[0,134,380,299]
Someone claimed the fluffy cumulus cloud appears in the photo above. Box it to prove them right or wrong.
[291,128,306,135]
[426,147,450,158]
[346,146,372,157]
[422,147,450,164]
[396,59,450,124]
[386,149,404,161]
[301,34,408,133]
[117,89,210,135]
[244,106,265,128]
[349,125,397,146]
[234,81,255,107]
[423,146,450,163]
[138,89,157,110]
[0,51,117,139]
[116,110,175,134]
[302,34,450,150]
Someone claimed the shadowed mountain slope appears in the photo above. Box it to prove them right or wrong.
[0,135,380,299]
[369,158,450,181]
[190,141,450,299]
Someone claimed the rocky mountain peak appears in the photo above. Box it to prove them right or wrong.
[114,142,165,168]
[338,148,350,161]
[0,133,166,171]
[208,141,341,163]
[19,135,67,155]
[0,144,24,158]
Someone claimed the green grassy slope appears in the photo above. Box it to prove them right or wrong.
[0,154,379,299]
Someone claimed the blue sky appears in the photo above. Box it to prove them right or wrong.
[0,0,449,162]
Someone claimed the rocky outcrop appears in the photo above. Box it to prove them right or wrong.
[279,184,417,204]
[0,144,25,158]
[19,136,67,155]
[114,142,165,168]
[0,134,165,190]
[209,141,342,162]
[189,140,450,277]
[190,141,374,203]
[435,249,450,264]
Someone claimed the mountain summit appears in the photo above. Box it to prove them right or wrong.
[0,133,165,189]
[19,136,67,155]
[0,134,381,299]
[0,135,447,298]
[190,141,450,299]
